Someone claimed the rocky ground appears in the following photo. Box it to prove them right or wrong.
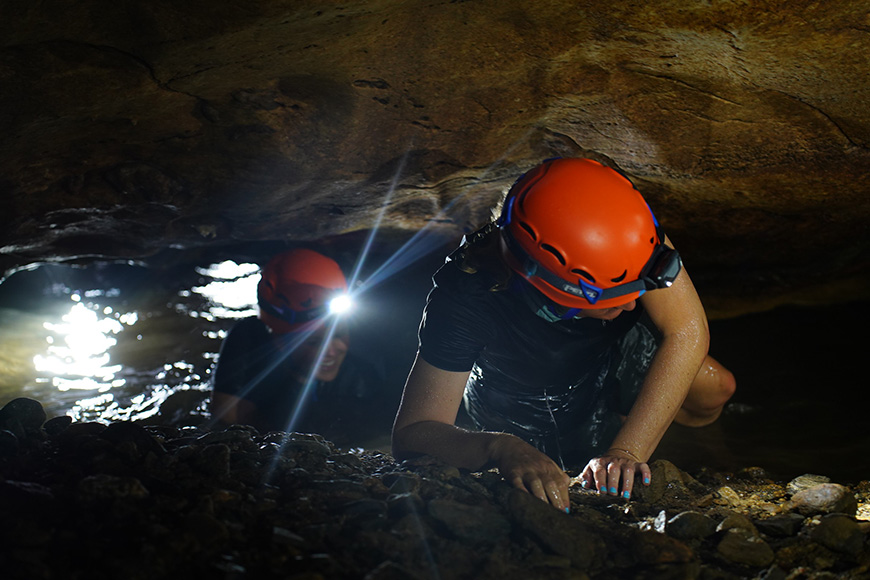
[1,397,869,580]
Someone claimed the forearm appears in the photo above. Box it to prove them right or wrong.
[392,420,518,472]
[609,328,708,461]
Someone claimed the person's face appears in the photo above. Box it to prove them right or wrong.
[576,299,637,320]
[286,325,350,382]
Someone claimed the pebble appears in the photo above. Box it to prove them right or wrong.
[755,513,806,537]
[789,483,858,516]
[666,510,717,540]
[811,513,865,556]
[786,473,831,496]
[716,528,775,567]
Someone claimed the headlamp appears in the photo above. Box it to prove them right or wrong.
[258,290,354,325]
[328,294,353,315]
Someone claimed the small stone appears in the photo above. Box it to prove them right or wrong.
[789,483,857,516]
[716,512,758,536]
[786,474,831,496]
[811,514,865,556]
[712,486,744,508]
[755,513,806,537]
[666,510,717,540]
[716,528,775,567]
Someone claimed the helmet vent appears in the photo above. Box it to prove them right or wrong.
[571,268,595,283]
[518,221,537,241]
[541,244,565,266]
[611,270,627,283]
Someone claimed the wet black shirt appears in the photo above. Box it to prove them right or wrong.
[418,254,650,465]
[212,317,385,446]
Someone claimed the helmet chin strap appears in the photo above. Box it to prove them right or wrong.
[512,277,584,322]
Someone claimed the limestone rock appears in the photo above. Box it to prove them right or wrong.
[2,1,870,316]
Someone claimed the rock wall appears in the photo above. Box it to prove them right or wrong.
[2,0,869,316]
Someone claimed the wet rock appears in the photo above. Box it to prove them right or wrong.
[43,415,72,436]
[755,513,806,537]
[427,498,511,543]
[633,459,700,504]
[789,483,858,516]
[666,510,717,541]
[386,492,425,518]
[716,528,775,567]
[0,429,19,456]
[712,485,745,509]
[811,513,866,556]
[77,473,150,501]
[3,406,870,580]
[786,474,831,496]
[0,398,46,438]
[505,488,603,569]
[716,512,758,536]
[631,530,696,566]
[364,560,425,580]
[191,443,231,478]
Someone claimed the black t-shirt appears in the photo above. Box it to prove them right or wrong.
[212,317,386,446]
[418,249,653,466]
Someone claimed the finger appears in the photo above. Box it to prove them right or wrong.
[579,465,594,489]
[527,478,548,503]
[606,461,622,495]
[545,482,565,511]
[593,464,608,495]
[620,464,636,500]
[639,463,652,486]
[558,477,571,513]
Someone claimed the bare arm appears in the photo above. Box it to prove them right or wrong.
[392,355,571,511]
[582,246,710,497]
[211,391,259,427]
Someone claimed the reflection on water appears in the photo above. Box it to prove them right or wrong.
[0,260,262,424]
[34,299,130,393]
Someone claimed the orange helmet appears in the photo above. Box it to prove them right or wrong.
[498,158,681,309]
[257,249,349,333]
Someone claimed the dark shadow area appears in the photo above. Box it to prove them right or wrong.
[656,300,870,484]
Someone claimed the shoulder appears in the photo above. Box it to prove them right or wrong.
[225,317,270,341]
[218,317,271,358]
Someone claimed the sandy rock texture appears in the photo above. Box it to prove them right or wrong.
[2,1,869,316]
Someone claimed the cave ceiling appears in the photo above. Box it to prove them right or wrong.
[1,0,869,317]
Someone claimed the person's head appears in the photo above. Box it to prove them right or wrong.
[497,157,682,317]
[257,248,351,380]
[257,248,350,332]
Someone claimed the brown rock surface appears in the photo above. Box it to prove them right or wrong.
[2,1,870,317]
